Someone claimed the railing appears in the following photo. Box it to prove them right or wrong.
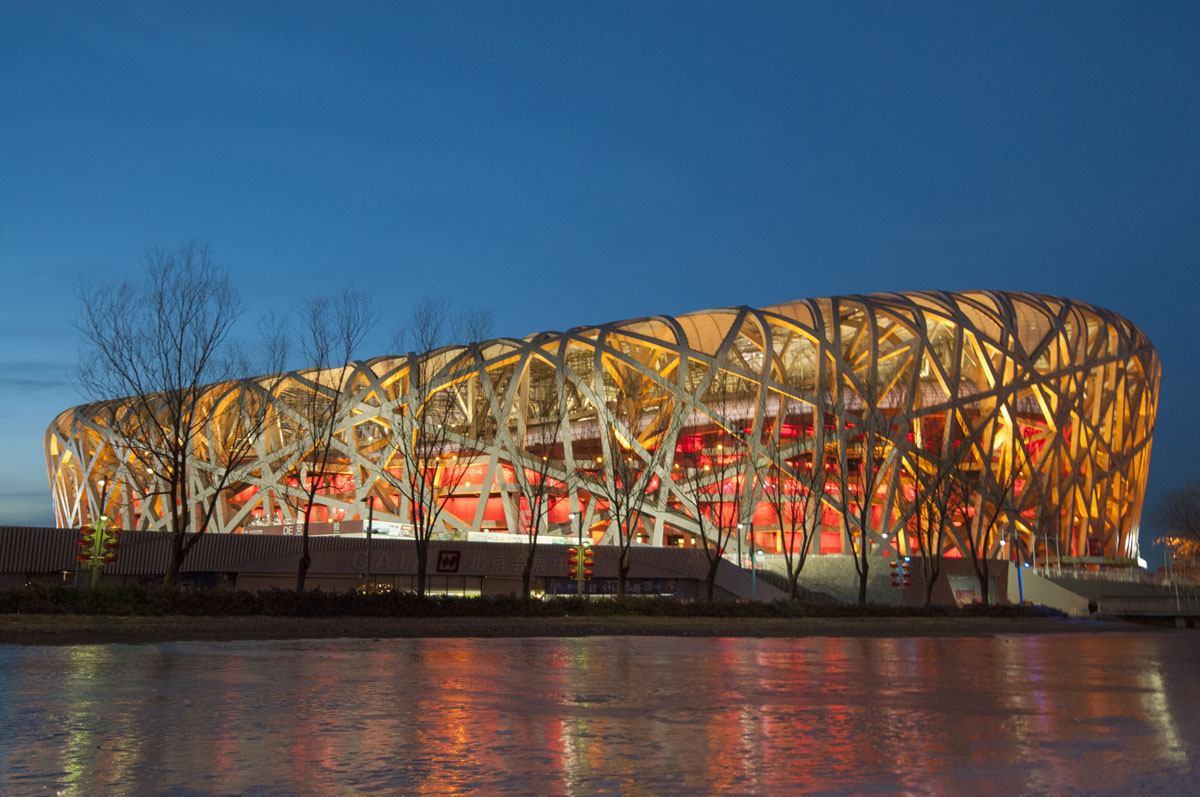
[1031,565,1146,583]
[1099,595,1200,617]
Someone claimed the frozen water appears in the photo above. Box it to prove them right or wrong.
[1,633,1198,794]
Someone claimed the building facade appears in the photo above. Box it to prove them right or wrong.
[46,291,1159,566]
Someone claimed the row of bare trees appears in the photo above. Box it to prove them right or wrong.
[76,244,494,591]
[486,360,1022,605]
[76,244,1029,601]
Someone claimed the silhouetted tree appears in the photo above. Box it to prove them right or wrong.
[491,351,573,600]
[1156,479,1200,582]
[76,243,284,584]
[286,291,376,590]
[581,363,679,598]
[673,369,747,600]
[376,297,491,597]
[904,419,971,607]
[760,395,833,600]
[954,413,1019,606]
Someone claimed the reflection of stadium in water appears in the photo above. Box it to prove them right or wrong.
[46,291,1158,564]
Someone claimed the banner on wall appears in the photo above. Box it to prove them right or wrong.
[242,520,364,536]
[947,574,999,606]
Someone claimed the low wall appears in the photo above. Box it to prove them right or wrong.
[0,527,723,598]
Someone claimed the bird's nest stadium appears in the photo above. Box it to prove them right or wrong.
[45,291,1158,568]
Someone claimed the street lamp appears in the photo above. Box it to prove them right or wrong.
[1005,527,1024,605]
[739,522,758,601]
[95,477,112,519]
[364,495,375,590]
[568,512,584,548]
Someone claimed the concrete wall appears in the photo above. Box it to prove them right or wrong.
[1008,568,1090,616]
[755,554,897,604]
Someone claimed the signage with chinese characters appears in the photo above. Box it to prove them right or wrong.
[242,520,364,536]
[543,578,680,596]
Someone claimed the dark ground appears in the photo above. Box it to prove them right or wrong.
[0,613,1153,646]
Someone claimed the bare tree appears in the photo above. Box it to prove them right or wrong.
[760,396,833,601]
[581,366,678,598]
[672,371,747,600]
[1155,480,1200,546]
[477,339,574,600]
[1152,475,1200,564]
[510,384,572,600]
[836,388,896,606]
[952,413,1019,606]
[285,291,376,591]
[1156,479,1200,582]
[76,243,283,584]
[376,297,491,597]
[904,420,971,608]
[833,316,919,606]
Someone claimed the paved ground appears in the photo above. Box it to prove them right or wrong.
[0,613,1152,645]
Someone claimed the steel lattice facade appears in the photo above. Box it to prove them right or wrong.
[45,291,1158,564]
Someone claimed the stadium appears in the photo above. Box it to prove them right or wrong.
[44,291,1158,597]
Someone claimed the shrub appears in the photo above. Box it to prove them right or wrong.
[0,584,1065,620]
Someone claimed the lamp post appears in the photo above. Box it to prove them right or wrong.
[1008,527,1024,605]
[740,522,757,600]
[364,496,375,590]
[89,478,112,589]
[744,525,753,600]
[568,511,587,597]
[999,530,1024,606]
[1055,524,1062,575]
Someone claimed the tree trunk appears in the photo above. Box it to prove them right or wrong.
[923,575,935,608]
[297,506,313,591]
[164,532,185,586]
[522,538,539,600]
[617,546,630,598]
[414,537,428,597]
[296,550,311,591]
[163,488,189,586]
[788,551,809,601]
[857,559,869,606]
[705,556,719,600]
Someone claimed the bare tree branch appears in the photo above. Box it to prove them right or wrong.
[74,242,269,585]
[284,291,377,590]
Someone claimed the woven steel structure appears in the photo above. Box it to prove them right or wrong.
[46,291,1158,563]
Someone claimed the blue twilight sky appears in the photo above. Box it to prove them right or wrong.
[1,2,1197,562]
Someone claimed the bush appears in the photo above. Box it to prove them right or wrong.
[0,584,1065,620]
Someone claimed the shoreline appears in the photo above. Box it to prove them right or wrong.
[0,614,1157,646]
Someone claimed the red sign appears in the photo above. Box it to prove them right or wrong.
[436,550,461,573]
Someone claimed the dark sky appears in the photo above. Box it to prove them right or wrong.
[2,2,1196,564]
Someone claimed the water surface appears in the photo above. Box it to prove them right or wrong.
[1,633,1197,794]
